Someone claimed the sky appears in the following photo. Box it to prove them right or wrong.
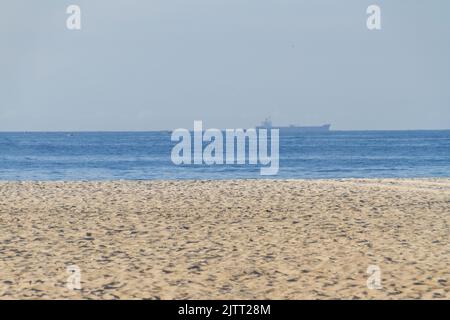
[1,0,449,131]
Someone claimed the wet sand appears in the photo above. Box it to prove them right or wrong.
[0,179,449,299]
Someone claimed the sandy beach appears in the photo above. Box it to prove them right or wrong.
[0,179,449,299]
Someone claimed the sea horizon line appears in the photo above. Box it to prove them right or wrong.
[0,129,449,133]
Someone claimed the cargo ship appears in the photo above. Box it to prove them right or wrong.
[256,118,331,132]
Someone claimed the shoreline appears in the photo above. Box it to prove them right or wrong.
[1,177,449,182]
[1,179,449,299]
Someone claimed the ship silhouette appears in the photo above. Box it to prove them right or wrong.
[257,118,331,132]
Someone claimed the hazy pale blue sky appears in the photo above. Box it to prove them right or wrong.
[1,0,449,130]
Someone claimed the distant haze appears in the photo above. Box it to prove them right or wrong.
[1,0,449,131]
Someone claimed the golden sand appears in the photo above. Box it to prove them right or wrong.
[0,179,449,299]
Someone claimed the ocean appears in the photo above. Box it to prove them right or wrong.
[0,130,449,180]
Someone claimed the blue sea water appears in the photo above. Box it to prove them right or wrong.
[0,131,449,180]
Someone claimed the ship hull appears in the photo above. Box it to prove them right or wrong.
[257,124,331,133]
